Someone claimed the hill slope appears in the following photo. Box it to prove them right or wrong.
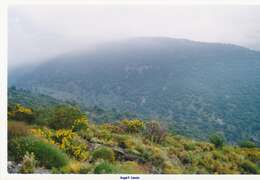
[7,90,260,174]
[10,37,260,144]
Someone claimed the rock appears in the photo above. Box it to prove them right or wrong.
[113,147,146,163]
[8,161,21,173]
[34,167,51,174]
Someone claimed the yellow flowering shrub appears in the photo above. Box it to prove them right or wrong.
[72,117,89,132]
[120,118,144,133]
[8,104,35,123]
[31,128,89,161]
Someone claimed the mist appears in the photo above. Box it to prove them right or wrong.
[8,5,260,70]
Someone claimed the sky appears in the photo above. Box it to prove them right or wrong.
[8,5,260,69]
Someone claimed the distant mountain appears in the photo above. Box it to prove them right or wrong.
[10,37,260,144]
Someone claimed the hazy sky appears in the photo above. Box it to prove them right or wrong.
[9,5,260,69]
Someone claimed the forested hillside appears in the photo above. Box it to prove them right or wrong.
[9,38,260,144]
[7,89,260,174]
[8,87,138,124]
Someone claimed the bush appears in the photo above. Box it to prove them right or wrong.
[102,123,124,134]
[77,128,95,141]
[115,135,136,149]
[143,146,166,167]
[59,162,92,174]
[92,147,115,162]
[8,121,29,140]
[94,128,113,141]
[162,161,183,174]
[120,119,144,133]
[117,161,147,174]
[94,161,116,174]
[20,152,37,173]
[209,133,225,148]
[54,129,89,161]
[8,104,35,123]
[47,105,85,130]
[72,117,89,132]
[240,160,258,174]
[184,143,196,151]
[239,141,256,148]
[79,163,92,174]
[33,128,89,161]
[178,151,193,165]
[144,121,167,144]
[9,136,69,168]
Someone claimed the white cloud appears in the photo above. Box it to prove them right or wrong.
[8,5,260,69]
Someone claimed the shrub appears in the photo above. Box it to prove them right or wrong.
[240,160,258,174]
[8,121,29,140]
[244,150,260,164]
[178,151,193,165]
[8,104,35,123]
[92,147,115,162]
[115,135,136,149]
[102,123,124,134]
[239,141,256,148]
[69,136,90,161]
[143,146,166,167]
[117,161,147,174]
[162,161,183,174]
[77,128,94,141]
[94,161,116,174]
[79,163,92,174]
[120,119,144,133]
[47,105,85,130]
[209,133,225,148]
[33,128,89,161]
[59,161,92,174]
[184,143,196,151]
[114,135,128,149]
[94,128,113,141]
[72,117,89,132]
[144,121,167,144]
[9,136,69,168]
[20,152,37,173]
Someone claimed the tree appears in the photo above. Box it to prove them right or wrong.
[209,133,225,148]
[239,140,256,148]
[47,105,85,130]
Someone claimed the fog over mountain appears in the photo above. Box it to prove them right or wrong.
[10,37,260,144]
[9,5,260,69]
[8,5,260,144]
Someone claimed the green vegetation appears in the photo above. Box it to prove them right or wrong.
[9,136,69,168]
[240,160,258,174]
[20,152,37,173]
[94,161,116,174]
[239,140,257,148]
[92,147,115,162]
[209,133,225,148]
[7,88,260,174]
[46,105,85,130]
[8,101,260,174]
